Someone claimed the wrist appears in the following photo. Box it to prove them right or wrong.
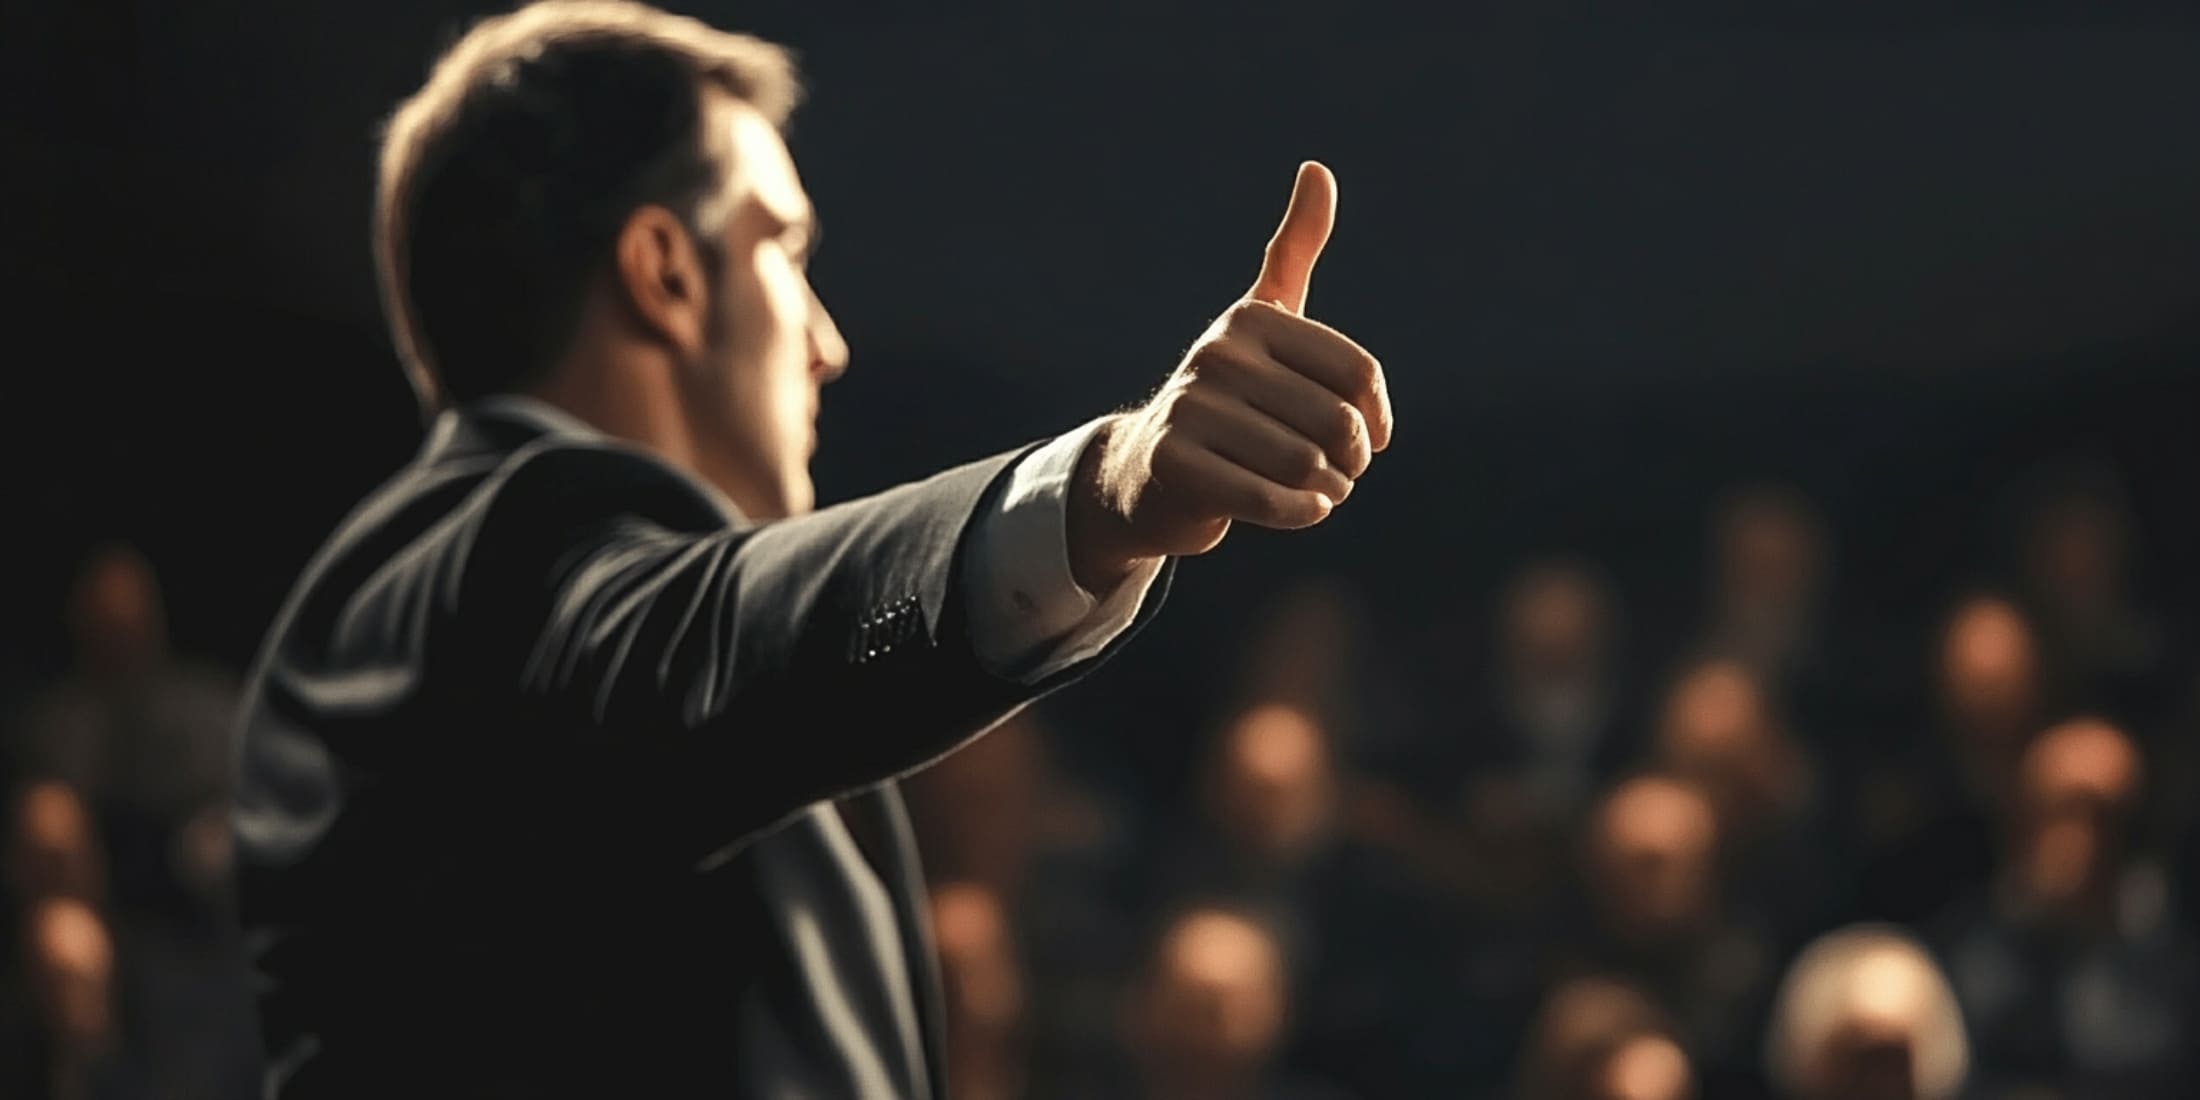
[1065,415,1144,595]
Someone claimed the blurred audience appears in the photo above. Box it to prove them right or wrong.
[23,895,117,1100]
[4,544,256,1100]
[11,545,240,926]
[9,780,105,905]
[1930,717,2195,1099]
[1233,579,1372,754]
[1515,976,1695,1100]
[1939,596,2049,799]
[1479,560,1635,821]
[1699,487,1835,720]
[1118,906,1349,1100]
[1456,561,1631,910]
[905,712,1143,1100]
[932,881,1027,1100]
[1160,702,1339,930]
[890,456,2189,1100]
[1650,657,1842,947]
[1560,773,1776,1091]
[1858,594,2047,925]
[6,440,2193,1100]
[2011,470,2169,721]
[1763,924,1968,1100]
[2008,469,2199,903]
[1654,660,1813,854]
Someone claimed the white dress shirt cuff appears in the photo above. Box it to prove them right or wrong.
[964,418,1165,684]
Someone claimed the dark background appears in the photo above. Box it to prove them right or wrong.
[5,0,2198,787]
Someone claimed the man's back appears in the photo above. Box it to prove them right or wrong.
[231,404,1147,1097]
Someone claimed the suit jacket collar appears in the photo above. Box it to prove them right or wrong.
[469,394,610,442]
[422,396,758,527]
[421,395,602,462]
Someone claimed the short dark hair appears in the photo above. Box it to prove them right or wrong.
[374,0,800,410]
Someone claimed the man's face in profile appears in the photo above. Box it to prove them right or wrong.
[681,97,848,519]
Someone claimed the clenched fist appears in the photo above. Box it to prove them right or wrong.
[1069,161,1394,592]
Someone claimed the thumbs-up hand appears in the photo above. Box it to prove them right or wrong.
[1068,162,1394,593]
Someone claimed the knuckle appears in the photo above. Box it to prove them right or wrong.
[1150,425,1193,470]
[1196,347,1249,387]
[1288,443,1327,486]
[1351,352,1382,391]
[1143,389,1186,431]
[1164,382,1214,423]
[1292,491,1330,527]
[1259,485,1324,528]
[1228,298,1282,329]
[1330,402,1364,448]
[1341,442,1373,479]
[1246,480,1285,519]
[1187,341,1248,382]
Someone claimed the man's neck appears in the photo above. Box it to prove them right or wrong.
[523,354,781,520]
[523,368,694,465]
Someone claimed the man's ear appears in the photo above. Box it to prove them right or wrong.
[612,205,710,359]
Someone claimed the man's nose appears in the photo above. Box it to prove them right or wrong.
[809,284,849,382]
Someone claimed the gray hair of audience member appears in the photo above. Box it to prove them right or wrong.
[1763,923,1967,1100]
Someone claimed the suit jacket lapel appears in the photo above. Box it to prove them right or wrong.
[838,783,947,1100]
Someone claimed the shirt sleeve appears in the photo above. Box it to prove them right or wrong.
[962,417,1168,684]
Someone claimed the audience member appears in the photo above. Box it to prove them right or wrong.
[6,544,257,1100]
[905,712,1144,1100]
[1699,487,1837,723]
[23,894,117,1100]
[1154,702,1341,966]
[1763,924,1968,1100]
[932,881,1027,1100]
[1931,717,2195,1099]
[1514,975,1696,1100]
[8,779,104,905]
[1858,595,2046,924]
[1651,657,1838,942]
[1119,906,1350,1100]
[2012,469,2169,722]
[1564,773,1776,1096]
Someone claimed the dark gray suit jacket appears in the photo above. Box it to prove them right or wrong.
[230,405,1169,1098]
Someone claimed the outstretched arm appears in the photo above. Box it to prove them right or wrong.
[457,161,1389,859]
[459,433,1170,857]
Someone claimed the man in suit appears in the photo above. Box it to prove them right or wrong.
[229,2,1394,1097]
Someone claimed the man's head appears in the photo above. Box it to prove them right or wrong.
[1516,976,1695,1100]
[1204,702,1336,868]
[1237,577,1362,727]
[2017,468,2132,618]
[25,895,115,1056]
[1654,658,1802,840]
[1499,558,1615,685]
[9,780,103,903]
[929,881,1026,1100]
[1764,925,1968,1100]
[377,1,846,517]
[1711,486,1825,616]
[1126,906,1290,1099]
[1583,774,1722,948]
[2010,716,2142,921]
[67,542,166,676]
[1936,596,2041,761]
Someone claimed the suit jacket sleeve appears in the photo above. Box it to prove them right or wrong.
[453,438,1172,860]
